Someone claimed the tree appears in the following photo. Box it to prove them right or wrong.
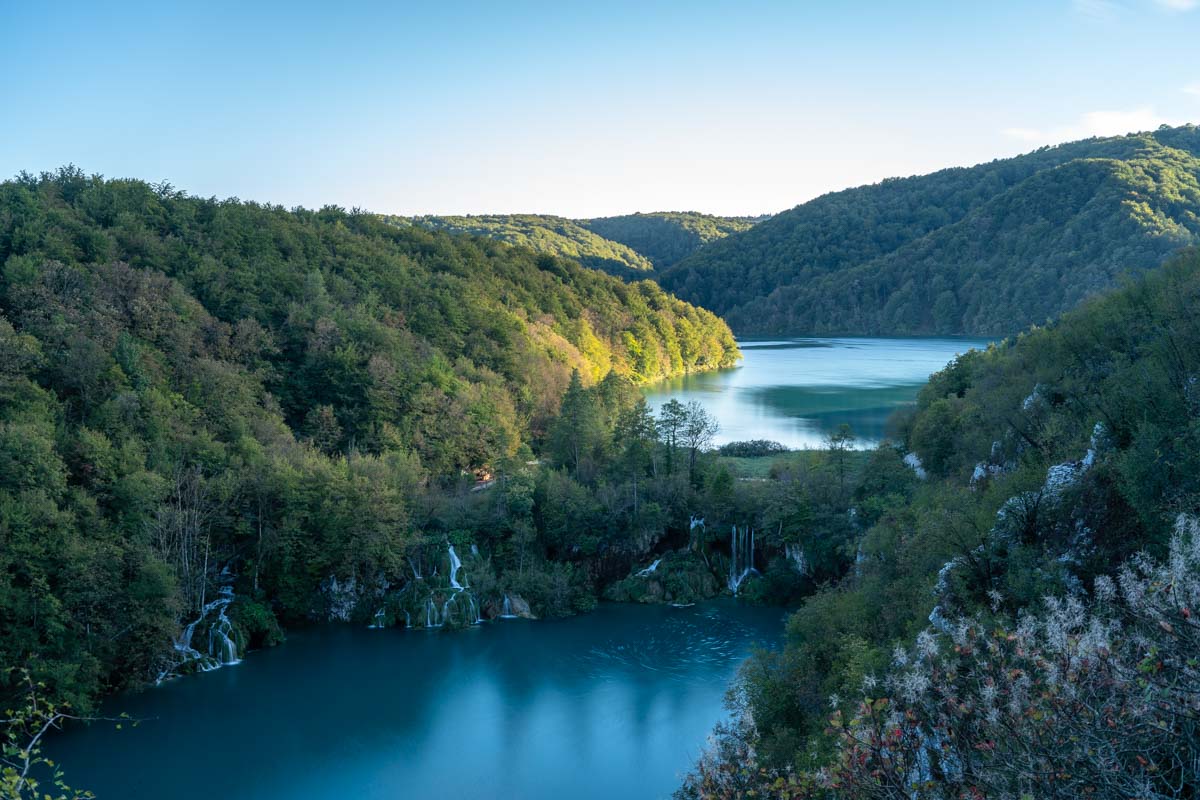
[547,370,605,479]
[682,401,718,484]
[824,423,856,496]
[657,399,688,475]
[1,668,130,800]
[614,397,658,511]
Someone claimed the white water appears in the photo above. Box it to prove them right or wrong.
[636,558,663,577]
[500,594,518,619]
[447,544,464,590]
[728,526,757,594]
[159,586,241,681]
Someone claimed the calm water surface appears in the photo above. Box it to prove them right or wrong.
[645,337,990,448]
[52,601,784,800]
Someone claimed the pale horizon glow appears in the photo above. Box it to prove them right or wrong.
[2,0,1198,218]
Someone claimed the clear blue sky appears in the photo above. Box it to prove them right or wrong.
[1,0,1197,217]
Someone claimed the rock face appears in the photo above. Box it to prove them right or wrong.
[322,575,361,622]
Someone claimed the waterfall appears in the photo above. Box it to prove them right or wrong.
[636,558,662,577]
[447,544,464,590]
[413,544,479,628]
[785,542,808,575]
[206,591,240,665]
[369,608,386,629]
[159,585,240,681]
[689,516,705,530]
[728,526,757,594]
[425,596,442,628]
[500,594,518,619]
[408,557,423,580]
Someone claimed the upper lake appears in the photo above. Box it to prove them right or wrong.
[644,337,991,449]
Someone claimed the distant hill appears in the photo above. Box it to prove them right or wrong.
[393,211,763,277]
[394,214,656,275]
[658,125,1200,336]
[581,212,763,269]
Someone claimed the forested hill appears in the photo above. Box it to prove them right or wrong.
[580,212,762,269]
[394,211,761,276]
[659,124,1200,336]
[0,170,737,477]
[392,214,657,275]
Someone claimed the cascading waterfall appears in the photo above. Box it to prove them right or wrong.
[728,525,757,594]
[500,594,517,619]
[419,543,480,628]
[159,585,241,681]
[447,544,464,590]
[206,591,240,665]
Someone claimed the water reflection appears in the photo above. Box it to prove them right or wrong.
[644,337,990,448]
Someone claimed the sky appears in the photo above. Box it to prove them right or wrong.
[1,0,1198,217]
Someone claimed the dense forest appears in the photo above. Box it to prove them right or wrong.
[678,248,1200,798]
[396,211,760,277]
[660,125,1200,336]
[0,167,741,721]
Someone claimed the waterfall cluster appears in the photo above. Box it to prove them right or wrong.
[422,589,481,628]
[159,585,241,681]
[419,543,481,628]
[728,526,757,594]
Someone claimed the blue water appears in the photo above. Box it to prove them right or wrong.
[51,601,785,800]
[644,337,990,448]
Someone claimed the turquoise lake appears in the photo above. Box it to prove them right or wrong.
[50,601,785,800]
[643,337,991,449]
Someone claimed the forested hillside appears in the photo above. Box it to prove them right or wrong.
[580,212,761,270]
[393,214,657,275]
[395,211,761,277]
[0,168,737,711]
[661,125,1200,336]
[679,249,1200,798]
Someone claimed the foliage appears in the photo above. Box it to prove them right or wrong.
[661,125,1200,335]
[1,669,131,800]
[831,518,1200,799]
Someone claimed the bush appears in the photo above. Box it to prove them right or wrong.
[718,440,789,458]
